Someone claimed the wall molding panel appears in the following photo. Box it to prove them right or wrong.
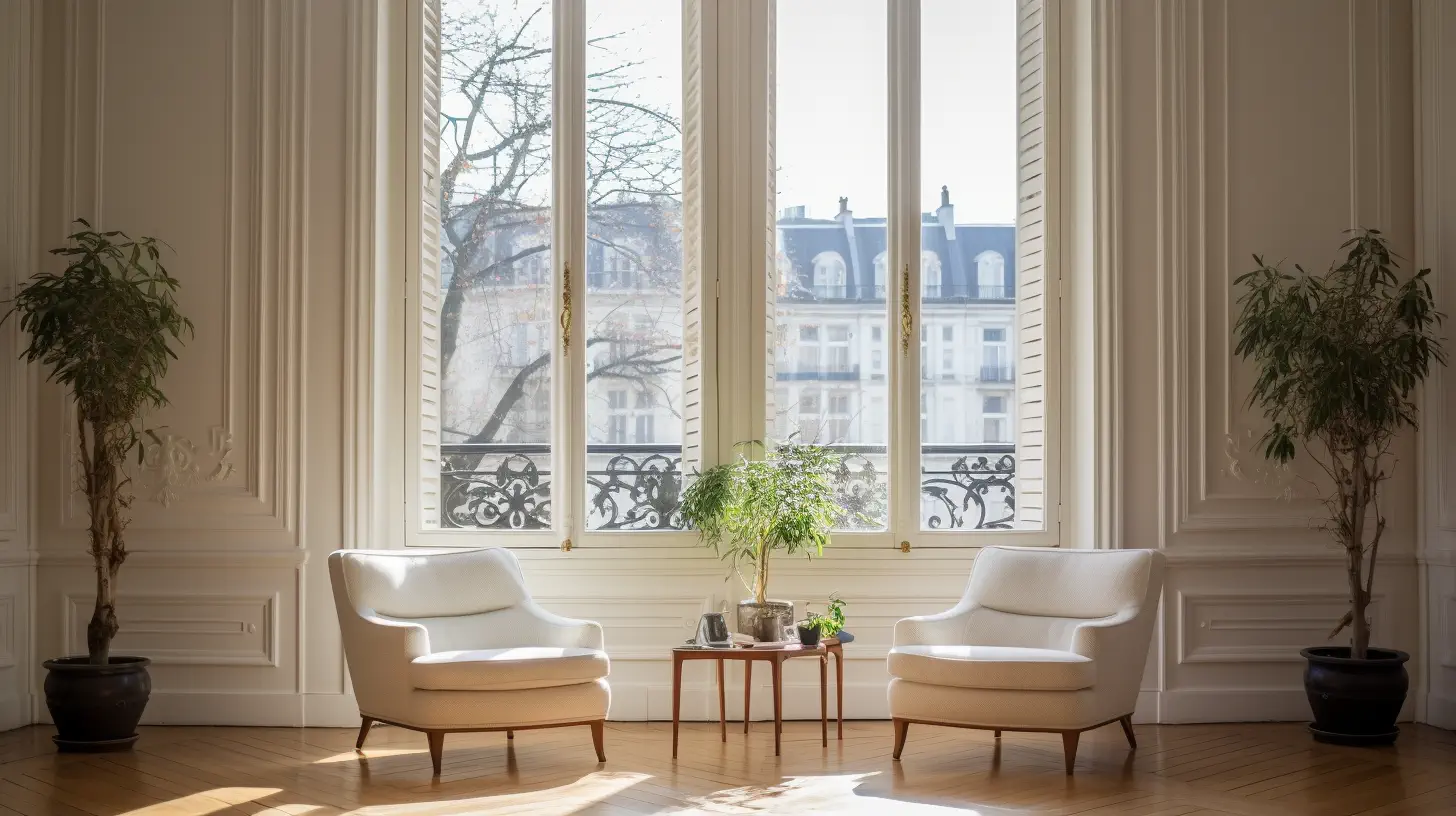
[1415,0,1456,730]
[1155,0,1408,539]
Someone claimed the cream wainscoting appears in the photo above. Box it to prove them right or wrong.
[1416,0,1456,731]
[4,0,1446,730]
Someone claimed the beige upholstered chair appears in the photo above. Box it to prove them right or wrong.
[888,546,1164,774]
[328,548,610,775]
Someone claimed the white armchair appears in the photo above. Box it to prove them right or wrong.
[888,546,1164,774]
[328,548,610,775]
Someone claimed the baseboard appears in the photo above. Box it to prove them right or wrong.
[0,694,26,732]
[1422,693,1456,730]
[1155,689,1311,723]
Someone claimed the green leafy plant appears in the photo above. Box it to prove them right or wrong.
[680,440,841,604]
[1233,229,1444,659]
[802,595,848,637]
[3,220,193,665]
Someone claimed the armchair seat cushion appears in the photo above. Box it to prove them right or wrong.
[410,647,609,692]
[888,645,1094,691]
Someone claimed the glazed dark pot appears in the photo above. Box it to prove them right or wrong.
[736,600,793,643]
[43,656,152,751]
[796,623,822,647]
[1301,646,1408,746]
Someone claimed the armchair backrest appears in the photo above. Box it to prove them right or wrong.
[967,546,1158,619]
[330,548,543,654]
[333,548,531,618]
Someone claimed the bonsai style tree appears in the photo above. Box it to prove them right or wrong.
[1233,229,1443,659]
[681,440,841,605]
[4,221,192,665]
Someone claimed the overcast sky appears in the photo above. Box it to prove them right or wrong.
[563,1,1015,223]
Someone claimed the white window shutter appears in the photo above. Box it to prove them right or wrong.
[419,0,444,527]
[681,0,705,476]
[1015,0,1046,527]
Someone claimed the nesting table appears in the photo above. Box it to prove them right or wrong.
[670,638,844,757]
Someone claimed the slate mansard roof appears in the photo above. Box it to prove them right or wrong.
[778,189,1015,302]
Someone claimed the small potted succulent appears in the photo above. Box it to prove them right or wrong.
[681,441,841,642]
[796,595,848,648]
[1232,229,1444,745]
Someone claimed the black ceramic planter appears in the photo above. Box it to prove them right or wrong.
[1301,646,1408,746]
[43,656,152,751]
[796,623,822,647]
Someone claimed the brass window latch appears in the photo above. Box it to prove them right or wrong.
[561,538,573,552]
[560,261,572,354]
[900,540,911,553]
[900,264,913,356]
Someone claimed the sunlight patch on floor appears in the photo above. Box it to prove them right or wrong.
[677,773,1007,815]
[345,771,650,816]
[313,747,427,763]
[119,788,284,816]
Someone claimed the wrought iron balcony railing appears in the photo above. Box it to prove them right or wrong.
[439,442,1016,533]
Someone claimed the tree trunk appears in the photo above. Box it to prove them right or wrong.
[753,543,769,605]
[1348,555,1371,660]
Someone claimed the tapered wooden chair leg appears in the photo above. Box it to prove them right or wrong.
[507,730,514,740]
[355,717,374,750]
[892,718,910,760]
[1061,730,1080,775]
[1119,715,1136,750]
[591,720,606,762]
[993,729,1001,739]
[427,731,445,776]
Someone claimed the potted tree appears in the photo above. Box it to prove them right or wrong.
[681,441,841,642]
[1232,229,1444,745]
[3,221,192,750]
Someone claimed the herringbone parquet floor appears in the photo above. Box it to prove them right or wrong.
[1,720,1453,815]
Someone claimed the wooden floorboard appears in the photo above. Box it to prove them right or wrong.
[0,722,1452,815]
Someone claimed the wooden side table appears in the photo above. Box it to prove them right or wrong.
[671,638,844,757]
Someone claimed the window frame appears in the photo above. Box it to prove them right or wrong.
[402,0,1060,550]
[403,0,704,549]
[761,0,1060,549]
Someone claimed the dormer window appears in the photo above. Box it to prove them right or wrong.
[812,251,847,298]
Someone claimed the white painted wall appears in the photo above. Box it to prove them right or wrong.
[2,0,1444,730]
[0,0,39,733]
[1415,0,1456,732]
[1116,0,1422,723]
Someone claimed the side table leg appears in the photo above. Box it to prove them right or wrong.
[835,647,844,740]
[672,654,683,759]
[820,654,828,747]
[743,660,752,733]
[718,659,727,742]
[771,656,783,757]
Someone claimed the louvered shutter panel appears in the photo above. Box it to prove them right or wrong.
[681,0,705,476]
[419,0,444,527]
[1015,0,1046,527]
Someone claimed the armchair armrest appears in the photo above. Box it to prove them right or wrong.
[518,602,606,650]
[893,603,976,648]
[1069,609,1139,660]
[352,609,432,662]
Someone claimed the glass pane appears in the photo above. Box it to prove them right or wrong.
[584,0,685,531]
[773,0,889,530]
[920,0,1018,530]
[436,0,554,530]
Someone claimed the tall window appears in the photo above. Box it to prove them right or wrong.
[773,0,890,530]
[415,0,686,537]
[772,0,1039,539]
[413,0,1052,545]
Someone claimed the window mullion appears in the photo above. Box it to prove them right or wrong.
[888,0,922,547]
[554,0,587,549]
